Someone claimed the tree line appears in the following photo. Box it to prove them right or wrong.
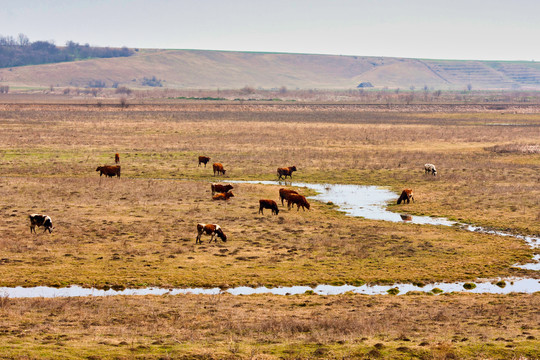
[0,33,133,68]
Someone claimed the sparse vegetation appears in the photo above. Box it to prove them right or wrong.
[0,99,538,358]
[141,76,163,87]
[0,293,539,358]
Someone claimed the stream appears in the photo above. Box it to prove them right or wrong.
[1,180,538,298]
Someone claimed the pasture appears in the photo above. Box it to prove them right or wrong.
[0,100,539,358]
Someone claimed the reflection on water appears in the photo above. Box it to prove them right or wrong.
[2,279,540,298]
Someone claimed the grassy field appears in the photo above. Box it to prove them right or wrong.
[0,100,539,358]
[1,293,539,359]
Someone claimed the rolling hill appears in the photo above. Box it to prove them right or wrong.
[1,48,540,90]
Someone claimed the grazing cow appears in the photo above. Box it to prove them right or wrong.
[397,189,415,204]
[211,183,233,195]
[96,165,121,178]
[212,191,235,201]
[287,193,310,211]
[198,156,210,167]
[277,166,297,180]
[259,199,279,215]
[115,153,120,164]
[424,163,437,176]
[196,223,227,244]
[213,163,226,176]
[29,214,53,233]
[279,188,299,206]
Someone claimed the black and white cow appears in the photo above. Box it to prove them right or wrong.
[29,214,53,233]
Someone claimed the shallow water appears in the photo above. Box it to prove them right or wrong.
[2,279,539,298]
[1,180,538,298]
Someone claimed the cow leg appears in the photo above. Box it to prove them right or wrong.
[30,225,35,233]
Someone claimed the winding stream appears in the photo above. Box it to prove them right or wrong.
[1,180,538,298]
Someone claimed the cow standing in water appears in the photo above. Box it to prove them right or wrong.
[196,223,227,244]
[29,214,53,233]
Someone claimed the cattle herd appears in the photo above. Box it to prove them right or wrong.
[30,153,437,244]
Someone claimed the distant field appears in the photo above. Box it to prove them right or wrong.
[0,101,539,358]
[1,48,540,90]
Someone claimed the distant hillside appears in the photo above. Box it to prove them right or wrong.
[1,49,539,90]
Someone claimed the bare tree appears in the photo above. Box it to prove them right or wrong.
[17,33,29,46]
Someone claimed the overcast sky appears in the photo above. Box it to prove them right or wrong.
[1,0,539,61]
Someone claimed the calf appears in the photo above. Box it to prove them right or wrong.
[29,214,53,233]
[212,191,235,201]
[196,223,227,244]
[279,188,299,206]
[96,165,121,178]
[211,183,233,195]
[198,156,210,167]
[115,153,120,164]
[397,189,415,204]
[424,163,437,176]
[213,163,226,176]
[277,166,297,180]
[287,193,310,211]
[259,199,279,215]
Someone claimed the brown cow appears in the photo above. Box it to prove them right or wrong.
[212,191,234,201]
[96,165,121,178]
[115,153,120,164]
[196,223,227,244]
[29,214,53,234]
[277,166,297,180]
[213,163,226,176]
[211,183,233,195]
[259,199,279,215]
[198,156,210,167]
[279,188,299,206]
[397,189,415,204]
[287,193,310,211]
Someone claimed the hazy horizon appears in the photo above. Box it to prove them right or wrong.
[1,0,539,62]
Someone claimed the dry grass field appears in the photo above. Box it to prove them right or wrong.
[1,294,539,359]
[0,100,539,358]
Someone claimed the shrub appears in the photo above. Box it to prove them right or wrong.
[463,283,476,290]
[88,80,106,88]
[141,76,162,87]
[115,86,132,95]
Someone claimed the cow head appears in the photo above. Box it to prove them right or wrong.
[217,229,227,242]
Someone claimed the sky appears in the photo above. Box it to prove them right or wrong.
[1,0,539,61]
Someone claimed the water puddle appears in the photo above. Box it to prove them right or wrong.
[2,279,539,298]
[1,180,538,298]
